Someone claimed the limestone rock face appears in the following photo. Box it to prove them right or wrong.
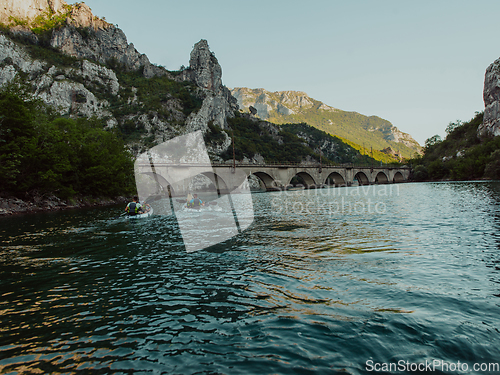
[1,0,165,78]
[181,40,239,131]
[185,84,238,132]
[0,0,108,29]
[0,34,116,119]
[0,1,240,155]
[50,25,167,78]
[480,58,500,138]
[186,39,222,91]
[67,2,108,29]
[0,0,66,25]
[0,30,240,156]
[0,34,44,76]
[232,88,333,120]
[53,26,130,66]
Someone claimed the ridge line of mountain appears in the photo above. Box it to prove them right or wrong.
[230,87,422,159]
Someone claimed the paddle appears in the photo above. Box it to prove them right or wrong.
[112,212,128,219]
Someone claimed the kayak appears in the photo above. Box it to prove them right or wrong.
[184,205,206,210]
[127,207,154,219]
[184,201,218,209]
[181,202,221,213]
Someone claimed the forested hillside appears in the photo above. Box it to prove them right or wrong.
[410,112,500,181]
[205,114,379,166]
[231,88,422,161]
[0,87,135,200]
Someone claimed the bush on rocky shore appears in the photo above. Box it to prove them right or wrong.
[409,112,500,181]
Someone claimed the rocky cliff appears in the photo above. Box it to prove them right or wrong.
[480,57,500,138]
[0,0,404,165]
[231,87,422,159]
[1,0,165,78]
[0,33,116,119]
[0,0,66,25]
[181,40,238,134]
[0,0,240,157]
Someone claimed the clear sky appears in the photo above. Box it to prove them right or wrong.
[81,0,500,145]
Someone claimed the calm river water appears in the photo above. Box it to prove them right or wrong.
[1,182,500,374]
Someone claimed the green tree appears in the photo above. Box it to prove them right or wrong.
[424,134,442,149]
[445,120,463,135]
[0,90,42,191]
[0,87,134,199]
[407,112,500,182]
[484,150,500,179]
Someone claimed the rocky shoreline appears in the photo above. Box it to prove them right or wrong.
[0,195,129,216]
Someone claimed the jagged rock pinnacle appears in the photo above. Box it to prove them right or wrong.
[188,39,222,92]
[180,39,239,132]
[480,58,500,138]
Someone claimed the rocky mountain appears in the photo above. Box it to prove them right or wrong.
[0,0,240,156]
[480,57,500,138]
[1,0,157,74]
[0,0,385,167]
[231,88,422,159]
[178,40,238,135]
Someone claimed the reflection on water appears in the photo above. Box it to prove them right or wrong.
[1,182,500,374]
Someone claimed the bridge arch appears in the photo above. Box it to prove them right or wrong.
[138,171,175,197]
[324,172,346,187]
[252,171,279,190]
[393,171,405,183]
[289,171,316,188]
[199,171,229,195]
[375,171,389,184]
[354,171,370,186]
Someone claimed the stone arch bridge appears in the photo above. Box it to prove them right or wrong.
[135,162,410,198]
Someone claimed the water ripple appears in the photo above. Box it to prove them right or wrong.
[2,183,500,373]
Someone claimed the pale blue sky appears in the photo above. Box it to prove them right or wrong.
[82,0,500,145]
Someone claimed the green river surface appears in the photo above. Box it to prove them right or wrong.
[1,181,500,374]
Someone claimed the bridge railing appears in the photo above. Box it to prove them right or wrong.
[210,161,409,169]
[135,161,409,169]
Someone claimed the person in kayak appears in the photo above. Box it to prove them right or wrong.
[125,196,150,216]
[187,194,204,209]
